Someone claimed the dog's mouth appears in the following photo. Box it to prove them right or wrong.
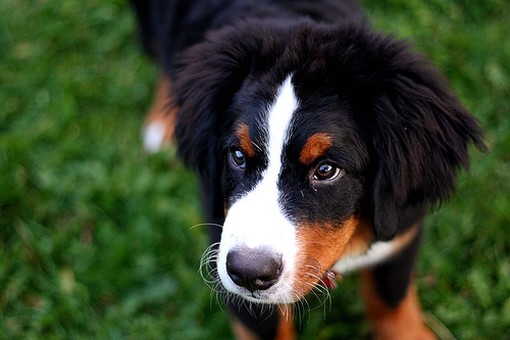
[218,265,342,304]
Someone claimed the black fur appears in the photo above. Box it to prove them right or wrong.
[131,0,485,337]
[172,21,485,239]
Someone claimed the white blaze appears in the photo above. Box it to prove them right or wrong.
[217,76,299,302]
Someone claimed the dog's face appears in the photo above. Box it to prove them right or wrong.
[217,76,369,302]
[174,23,484,304]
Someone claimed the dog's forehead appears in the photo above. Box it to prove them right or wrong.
[232,76,340,160]
[230,79,370,179]
[234,80,358,166]
[231,76,296,156]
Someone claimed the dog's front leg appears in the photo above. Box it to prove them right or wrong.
[360,228,435,340]
[230,304,295,340]
[143,74,176,153]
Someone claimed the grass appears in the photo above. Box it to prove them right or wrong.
[1,0,509,338]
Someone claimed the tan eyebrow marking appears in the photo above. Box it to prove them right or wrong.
[299,133,333,165]
[235,123,256,158]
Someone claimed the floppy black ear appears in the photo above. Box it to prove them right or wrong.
[173,22,288,172]
[173,30,252,172]
[366,41,486,240]
[172,23,289,222]
[170,26,258,223]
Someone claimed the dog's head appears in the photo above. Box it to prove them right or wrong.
[174,22,485,303]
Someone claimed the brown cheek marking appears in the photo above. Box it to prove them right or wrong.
[339,219,375,258]
[144,75,177,143]
[293,217,360,296]
[293,220,421,298]
[235,123,256,158]
[361,271,436,340]
[299,133,333,165]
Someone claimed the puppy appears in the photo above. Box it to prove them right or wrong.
[131,0,485,338]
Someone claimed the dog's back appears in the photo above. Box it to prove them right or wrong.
[131,0,364,72]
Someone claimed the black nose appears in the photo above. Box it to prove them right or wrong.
[226,248,283,292]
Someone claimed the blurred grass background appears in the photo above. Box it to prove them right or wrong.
[0,0,508,338]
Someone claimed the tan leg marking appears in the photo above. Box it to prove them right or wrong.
[361,270,436,340]
[231,319,259,340]
[143,74,177,152]
[275,304,295,340]
[230,305,295,340]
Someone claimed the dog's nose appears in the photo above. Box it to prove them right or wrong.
[226,248,283,292]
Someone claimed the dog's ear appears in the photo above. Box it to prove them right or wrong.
[170,27,259,223]
[173,22,288,172]
[362,39,486,240]
[172,23,289,222]
[173,29,253,173]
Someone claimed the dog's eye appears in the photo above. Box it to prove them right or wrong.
[229,148,246,170]
[312,162,343,182]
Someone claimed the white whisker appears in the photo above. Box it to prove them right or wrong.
[189,222,223,231]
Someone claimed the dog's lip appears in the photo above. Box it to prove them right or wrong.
[236,289,279,303]
[322,270,341,290]
[248,291,265,300]
[230,270,341,303]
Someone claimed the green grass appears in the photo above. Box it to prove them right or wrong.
[1,0,509,338]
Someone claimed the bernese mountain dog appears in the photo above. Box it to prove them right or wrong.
[130,0,485,338]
